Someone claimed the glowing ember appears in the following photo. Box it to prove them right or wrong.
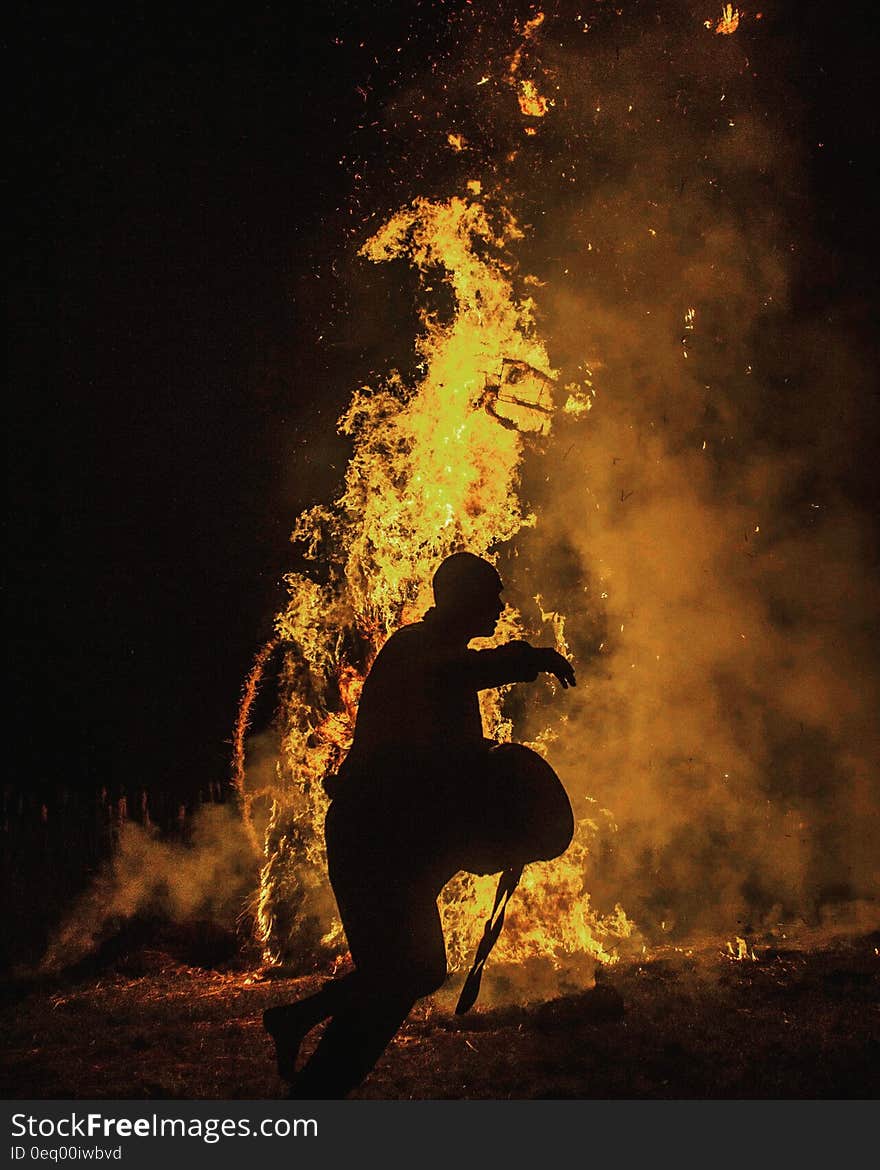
[713,5,741,34]
[507,11,553,118]
[518,79,552,118]
[232,637,279,853]
[726,936,759,961]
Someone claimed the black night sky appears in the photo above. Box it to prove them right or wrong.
[9,1,879,807]
[10,3,436,800]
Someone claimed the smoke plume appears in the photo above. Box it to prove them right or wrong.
[40,804,260,973]
[481,2,879,941]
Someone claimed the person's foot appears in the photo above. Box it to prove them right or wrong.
[262,1004,313,1082]
[285,1078,324,1100]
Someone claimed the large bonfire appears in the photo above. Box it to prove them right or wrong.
[234,0,880,993]
[235,187,632,990]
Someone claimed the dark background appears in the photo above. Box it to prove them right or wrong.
[9,2,452,801]
[8,1,879,804]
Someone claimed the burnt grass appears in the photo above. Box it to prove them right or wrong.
[2,923,878,1100]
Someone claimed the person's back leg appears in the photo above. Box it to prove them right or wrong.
[288,986,416,1098]
[290,885,448,1098]
[263,971,358,1081]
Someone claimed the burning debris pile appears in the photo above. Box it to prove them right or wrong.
[235,0,879,995]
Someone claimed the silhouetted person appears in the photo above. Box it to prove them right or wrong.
[263,552,576,1097]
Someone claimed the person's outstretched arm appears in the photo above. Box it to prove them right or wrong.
[529,646,576,688]
[458,641,576,691]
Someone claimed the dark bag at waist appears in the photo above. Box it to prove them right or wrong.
[454,742,574,875]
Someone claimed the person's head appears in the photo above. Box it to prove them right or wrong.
[431,552,504,638]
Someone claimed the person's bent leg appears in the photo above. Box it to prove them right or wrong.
[290,889,448,1098]
[263,972,359,1081]
[288,986,416,1099]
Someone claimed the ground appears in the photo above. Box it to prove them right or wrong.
[2,924,877,1100]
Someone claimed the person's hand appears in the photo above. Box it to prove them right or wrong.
[538,648,576,689]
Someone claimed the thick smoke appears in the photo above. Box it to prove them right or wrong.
[40,804,260,973]
[496,4,879,941]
